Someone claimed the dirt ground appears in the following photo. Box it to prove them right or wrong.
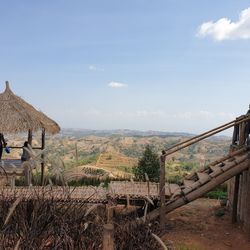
[161,198,250,250]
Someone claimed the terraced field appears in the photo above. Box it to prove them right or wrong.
[96,152,137,178]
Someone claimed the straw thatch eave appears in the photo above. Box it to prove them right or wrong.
[0,82,60,134]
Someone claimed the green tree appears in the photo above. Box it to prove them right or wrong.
[133,145,160,182]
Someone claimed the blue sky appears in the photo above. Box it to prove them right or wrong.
[0,0,250,134]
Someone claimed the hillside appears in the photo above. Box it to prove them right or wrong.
[46,130,230,179]
[2,130,231,180]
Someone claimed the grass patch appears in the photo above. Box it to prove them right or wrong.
[177,244,200,250]
[204,184,227,199]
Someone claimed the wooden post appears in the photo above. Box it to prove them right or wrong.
[159,152,166,231]
[28,129,33,146]
[103,224,114,250]
[10,175,15,188]
[106,206,114,223]
[23,162,31,186]
[232,124,239,146]
[75,143,78,164]
[244,166,250,239]
[145,173,150,196]
[232,174,240,223]
[239,122,247,146]
[41,128,45,185]
[230,120,246,223]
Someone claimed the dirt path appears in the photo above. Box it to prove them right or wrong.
[162,198,250,250]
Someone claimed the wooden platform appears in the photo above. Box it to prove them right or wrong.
[108,181,181,199]
[0,159,24,176]
[0,181,181,204]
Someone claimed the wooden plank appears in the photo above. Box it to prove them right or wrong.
[209,165,223,173]
[197,172,211,185]
[169,184,180,194]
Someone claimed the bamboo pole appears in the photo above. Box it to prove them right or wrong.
[163,116,250,159]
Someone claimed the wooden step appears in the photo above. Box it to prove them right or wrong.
[165,184,181,196]
[196,172,211,185]
[183,180,195,188]
[182,180,201,195]
[209,165,224,178]
[209,165,223,173]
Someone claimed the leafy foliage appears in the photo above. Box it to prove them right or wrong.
[133,145,160,182]
[205,184,227,199]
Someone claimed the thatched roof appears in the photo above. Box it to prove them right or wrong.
[0,82,60,134]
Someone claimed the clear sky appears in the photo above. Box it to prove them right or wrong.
[0,0,250,134]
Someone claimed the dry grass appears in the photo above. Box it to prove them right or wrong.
[0,187,164,250]
[0,190,105,249]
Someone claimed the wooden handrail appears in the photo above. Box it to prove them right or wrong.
[163,115,250,157]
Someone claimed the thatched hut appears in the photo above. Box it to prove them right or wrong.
[0,81,60,184]
[0,81,60,135]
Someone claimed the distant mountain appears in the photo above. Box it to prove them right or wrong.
[59,128,231,141]
[60,128,195,138]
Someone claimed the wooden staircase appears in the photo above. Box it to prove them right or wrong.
[145,113,250,223]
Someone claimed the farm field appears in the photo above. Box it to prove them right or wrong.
[2,130,231,182]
